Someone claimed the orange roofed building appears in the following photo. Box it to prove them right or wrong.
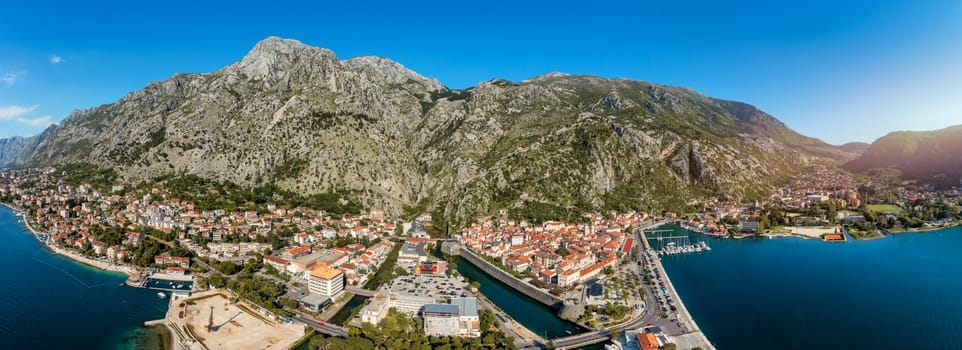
[824,233,845,242]
[309,264,344,299]
[637,332,660,350]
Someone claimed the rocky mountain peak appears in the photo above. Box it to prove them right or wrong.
[522,71,570,83]
[227,36,337,80]
[248,36,328,57]
[342,56,444,92]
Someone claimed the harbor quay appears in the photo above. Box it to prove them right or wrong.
[637,224,715,350]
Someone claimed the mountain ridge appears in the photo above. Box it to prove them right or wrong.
[2,37,857,225]
[844,125,962,186]
[837,142,871,154]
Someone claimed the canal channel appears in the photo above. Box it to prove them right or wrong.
[456,257,584,339]
[328,251,588,341]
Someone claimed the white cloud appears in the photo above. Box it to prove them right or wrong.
[2,73,17,86]
[16,115,54,127]
[49,55,63,64]
[0,105,38,120]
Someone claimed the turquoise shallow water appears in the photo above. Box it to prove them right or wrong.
[0,206,169,349]
[657,224,962,350]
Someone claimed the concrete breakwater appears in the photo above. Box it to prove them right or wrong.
[444,242,564,310]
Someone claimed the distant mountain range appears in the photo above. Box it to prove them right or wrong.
[844,125,962,186]
[837,142,871,155]
[0,37,862,224]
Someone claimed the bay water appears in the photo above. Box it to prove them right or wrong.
[0,206,169,349]
[658,224,962,349]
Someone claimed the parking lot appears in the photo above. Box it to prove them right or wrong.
[380,274,468,300]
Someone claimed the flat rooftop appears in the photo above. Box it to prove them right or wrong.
[423,303,460,315]
[381,274,468,301]
[310,264,342,279]
[449,297,478,317]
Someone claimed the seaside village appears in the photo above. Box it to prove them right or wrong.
[1,166,960,350]
[0,169,498,346]
[678,166,961,241]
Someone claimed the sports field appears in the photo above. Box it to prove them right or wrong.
[865,204,902,214]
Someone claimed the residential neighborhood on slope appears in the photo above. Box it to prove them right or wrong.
[0,165,959,349]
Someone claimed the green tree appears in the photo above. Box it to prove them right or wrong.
[209,273,226,288]
[759,216,770,231]
[279,297,297,309]
[555,246,569,256]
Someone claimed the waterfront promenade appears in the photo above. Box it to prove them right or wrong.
[3,202,139,277]
[638,224,714,350]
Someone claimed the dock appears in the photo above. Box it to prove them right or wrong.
[655,241,711,256]
[144,319,167,326]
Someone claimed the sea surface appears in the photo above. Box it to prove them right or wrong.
[0,206,169,349]
[657,224,962,350]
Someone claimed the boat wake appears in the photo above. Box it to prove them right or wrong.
[32,250,117,289]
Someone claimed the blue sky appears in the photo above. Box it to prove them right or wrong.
[1,0,960,144]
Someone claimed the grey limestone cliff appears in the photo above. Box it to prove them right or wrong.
[14,37,854,224]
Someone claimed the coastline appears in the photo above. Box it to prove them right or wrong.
[691,221,961,242]
[1,201,172,350]
[884,223,960,234]
[0,202,138,278]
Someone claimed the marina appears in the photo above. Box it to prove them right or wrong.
[656,241,712,256]
[646,228,713,256]
[144,278,193,292]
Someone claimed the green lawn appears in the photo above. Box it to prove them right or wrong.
[865,204,902,214]
[847,228,884,240]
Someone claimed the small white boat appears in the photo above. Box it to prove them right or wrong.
[157,292,166,299]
